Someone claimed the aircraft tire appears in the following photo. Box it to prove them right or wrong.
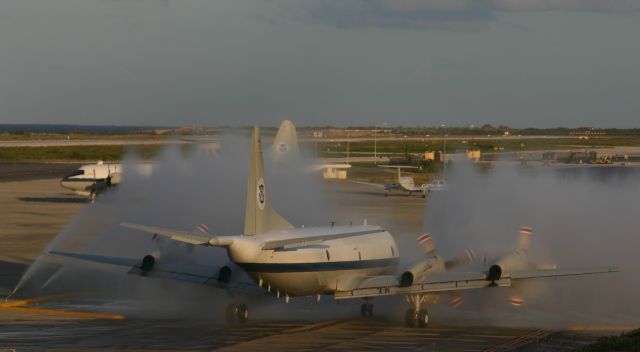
[361,303,374,318]
[405,309,416,327]
[225,304,237,323]
[418,309,429,328]
[237,304,249,324]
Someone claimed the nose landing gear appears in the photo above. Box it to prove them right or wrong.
[405,294,429,328]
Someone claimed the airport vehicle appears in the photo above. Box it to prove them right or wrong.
[381,165,428,197]
[49,126,618,327]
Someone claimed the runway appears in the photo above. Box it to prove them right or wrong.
[0,317,610,351]
[0,171,631,351]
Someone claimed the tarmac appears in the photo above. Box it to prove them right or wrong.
[0,167,631,351]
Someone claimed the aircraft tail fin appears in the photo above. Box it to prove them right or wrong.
[272,119,300,162]
[518,227,533,251]
[244,126,293,236]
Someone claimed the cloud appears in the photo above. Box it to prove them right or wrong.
[266,0,640,30]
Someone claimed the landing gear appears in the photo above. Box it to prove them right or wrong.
[405,294,429,328]
[225,303,249,324]
[361,303,373,317]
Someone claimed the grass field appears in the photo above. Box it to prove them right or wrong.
[310,136,640,158]
[0,145,165,162]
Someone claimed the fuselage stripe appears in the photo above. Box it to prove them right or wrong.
[239,257,399,273]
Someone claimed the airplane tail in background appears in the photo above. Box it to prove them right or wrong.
[518,227,533,251]
[244,126,293,236]
[272,119,300,162]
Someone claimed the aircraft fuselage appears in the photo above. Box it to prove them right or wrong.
[227,225,399,296]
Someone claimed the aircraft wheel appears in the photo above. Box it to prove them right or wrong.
[237,304,249,324]
[361,303,374,318]
[225,304,238,323]
[418,309,429,328]
[405,309,417,327]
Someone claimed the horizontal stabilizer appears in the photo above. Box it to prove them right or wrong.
[262,228,383,250]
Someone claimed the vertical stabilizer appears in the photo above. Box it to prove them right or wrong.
[518,227,533,251]
[244,126,293,236]
[272,119,300,162]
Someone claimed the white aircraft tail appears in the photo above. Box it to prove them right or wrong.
[518,227,533,251]
[244,126,293,236]
[272,119,300,162]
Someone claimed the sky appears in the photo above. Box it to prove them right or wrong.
[0,0,638,128]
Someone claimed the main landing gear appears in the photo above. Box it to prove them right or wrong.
[225,303,249,324]
[405,294,429,328]
[361,302,374,318]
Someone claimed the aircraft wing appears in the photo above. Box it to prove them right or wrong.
[120,222,236,247]
[121,222,211,245]
[509,266,619,280]
[47,251,260,293]
[349,181,386,189]
[334,266,618,300]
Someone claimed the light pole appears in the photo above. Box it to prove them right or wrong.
[347,129,350,164]
[441,124,446,178]
[374,123,387,165]
[374,127,377,165]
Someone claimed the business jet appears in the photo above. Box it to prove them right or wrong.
[48,126,618,327]
[378,165,429,197]
[60,162,152,199]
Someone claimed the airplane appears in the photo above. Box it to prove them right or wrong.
[379,165,429,197]
[60,161,123,198]
[271,120,300,163]
[60,161,152,199]
[47,126,618,327]
[271,119,352,175]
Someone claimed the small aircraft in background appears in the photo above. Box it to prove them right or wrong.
[379,165,428,197]
[61,162,122,198]
[48,126,618,328]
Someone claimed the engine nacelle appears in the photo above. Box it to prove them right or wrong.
[109,172,123,185]
[487,264,502,281]
[399,256,444,287]
[141,254,157,272]
[400,271,414,287]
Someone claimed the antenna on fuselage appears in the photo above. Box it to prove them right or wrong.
[244,126,293,236]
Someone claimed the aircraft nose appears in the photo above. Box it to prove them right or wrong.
[60,177,71,189]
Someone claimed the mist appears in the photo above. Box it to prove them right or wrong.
[424,161,640,327]
[12,132,333,321]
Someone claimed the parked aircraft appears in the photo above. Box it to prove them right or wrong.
[48,126,618,327]
[60,162,152,199]
[379,166,428,197]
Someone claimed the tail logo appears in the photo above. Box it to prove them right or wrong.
[257,178,266,210]
[277,143,288,153]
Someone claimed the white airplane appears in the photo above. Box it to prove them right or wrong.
[48,126,618,327]
[271,120,300,163]
[271,119,352,174]
[379,166,428,197]
[60,162,152,198]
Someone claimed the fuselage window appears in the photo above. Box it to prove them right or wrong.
[390,246,395,256]
[326,250,330,261]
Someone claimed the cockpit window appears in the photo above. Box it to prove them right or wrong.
[65,170,85,177]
